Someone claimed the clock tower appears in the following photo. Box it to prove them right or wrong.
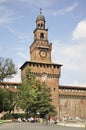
[20,10,62,116]
[30,11,52,63]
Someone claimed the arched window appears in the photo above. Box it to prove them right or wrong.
[41,23,43,27]
[40,33,44,39]
[38,24,40,28]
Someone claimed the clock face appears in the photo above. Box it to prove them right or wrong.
[39,50,47,58]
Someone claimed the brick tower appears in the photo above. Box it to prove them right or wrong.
[20,10,62,114]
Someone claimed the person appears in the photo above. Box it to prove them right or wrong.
[40,118,43,123]
[29,117,34,122]
[45,114,49,125]
[18,117,22,123]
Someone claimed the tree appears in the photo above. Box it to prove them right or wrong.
[18,68,57,117]
[6,91,20,115]
[27,82,57,117]
[0,57,18,114]
[0,88,19,114]
[0,57,17,82]
[0,88,6,112]
[0,88,13,113]
[18,68,37,111]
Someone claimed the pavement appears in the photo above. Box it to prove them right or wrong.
[58,121,86,128]
[0,122,84,130]
[0,120,86,129]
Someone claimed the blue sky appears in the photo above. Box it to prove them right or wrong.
[0,0,86,87]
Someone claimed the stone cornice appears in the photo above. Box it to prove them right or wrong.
[20,61,62,69]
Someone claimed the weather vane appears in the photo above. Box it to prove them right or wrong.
[40,8,42,14]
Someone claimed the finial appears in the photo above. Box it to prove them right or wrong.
[40,8,42,14]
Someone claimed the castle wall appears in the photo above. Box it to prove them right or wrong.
[0,82,86,118]
[59,86,86,119]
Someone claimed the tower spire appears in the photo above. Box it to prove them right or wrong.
[40,8,42,14]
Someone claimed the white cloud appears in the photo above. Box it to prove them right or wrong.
[46,2,78,16]
[52,40,86,72]
[0,5,14,25]
[18,0,54,7]
[52,19,86,86]
[52,38,86,86]
[64,2,78,12]
[0,4,24,26]
[55,20,86,72]
[73,20,86,40]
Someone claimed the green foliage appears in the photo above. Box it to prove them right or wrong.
[19,68,57,118]
[3,113,13,119]
[3,113,27,119]
[11,113,27,119]
[0,88,20,114]
[0,88,6,112]
[0,89,10,112]
[6,91,19,114]
[0,66,56,119]
[0,57,18,114]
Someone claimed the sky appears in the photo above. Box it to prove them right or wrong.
[0,0,86,87]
